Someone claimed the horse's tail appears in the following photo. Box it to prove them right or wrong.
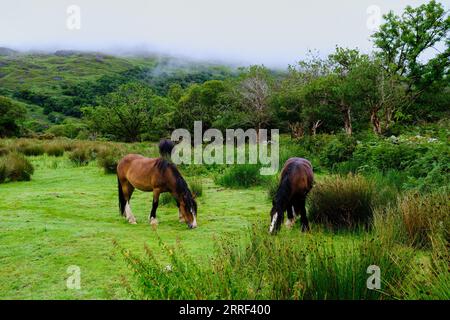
[118,176,126,216]
[159,139,175,160]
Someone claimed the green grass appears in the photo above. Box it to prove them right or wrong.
[0,145,446,299]
[0,154,270,299]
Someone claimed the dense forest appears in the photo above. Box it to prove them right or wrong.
[0,0,448,142]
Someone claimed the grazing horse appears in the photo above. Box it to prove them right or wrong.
[116,140,197,229]
[269,158,314,234]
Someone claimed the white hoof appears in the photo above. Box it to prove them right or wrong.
[150,217,158,225]
[285,218,295,229]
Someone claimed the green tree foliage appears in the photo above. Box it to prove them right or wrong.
[372,0,449,97]
[0,96,26,137]
[82,83,157,142]
[175,80,229,131]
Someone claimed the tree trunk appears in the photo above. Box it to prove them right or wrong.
[311,120,322,136]
[370,109,382,135]
[343,108,352,135]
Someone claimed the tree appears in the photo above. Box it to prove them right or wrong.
[372,0,449,96]
[174,80,228,131]
[0,96,26,137]
[237,65,274,131]
[82,83,154,142]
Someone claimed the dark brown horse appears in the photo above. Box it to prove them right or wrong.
[116,140,197,229]
[269,158,314,234]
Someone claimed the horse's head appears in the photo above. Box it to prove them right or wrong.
[180,192,197,229]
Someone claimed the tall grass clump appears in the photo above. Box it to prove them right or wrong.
[159,193,177,206]
[44,143,65,157]
[68,148,91,166]
[266,173,280,200]
[117,224,414,300]
[97,146,124,174]
[308,174,375,229]
[374,191,449,249]
[15,140,45,156]
[0,152,34,182]
[188,178,203,198]
[215,164,266,188]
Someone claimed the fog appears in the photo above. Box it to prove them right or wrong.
[0,0,446,67]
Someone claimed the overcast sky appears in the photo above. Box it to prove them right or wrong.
[0,0,447,67]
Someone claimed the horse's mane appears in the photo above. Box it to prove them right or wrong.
[273,166,293,213]
[156,158,197,213]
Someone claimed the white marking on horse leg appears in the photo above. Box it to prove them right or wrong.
[269,212,278,233]
[292,206,297,217]
[125,202,137,224]
[150,217,158,225]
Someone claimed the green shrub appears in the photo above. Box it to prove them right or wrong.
[215,164,266,188]
[159,192,177,206]
[399,236,450,300]
[117,224,414,300]
[0,162,6,183]
[353,139,426,172]
[320,134,357,170]
[69,148,91,166]
[97,147,123,174]
[0,144,9,156]
[16,142,45,156]
[44,143,65,157]
[188,178,203,198]
[266,174,280,200]
[375,191,449,249]
[0,152,34,182]
[308,174,375,229]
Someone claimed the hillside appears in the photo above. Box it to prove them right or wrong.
[0,49,235,132]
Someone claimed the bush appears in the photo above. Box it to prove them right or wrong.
[266,174,280,200]
[188,178,203,198]
[0,146,9,156]
[320,134,357,170]
[0,152,34,182]
[159,192,177,206]
[97,147,123,174]
[352,139,426,172]
[116,224,415,300]
[308,174,375,229]
[215,164,266,188]
[69,148,91,166]
[375,191,449,249]
[16,141,45,156]
[44,143,65,157]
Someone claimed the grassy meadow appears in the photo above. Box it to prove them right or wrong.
[0,149,270,299]
[0,135,448,300]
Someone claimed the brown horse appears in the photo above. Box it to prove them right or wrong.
[269,157,314,234]
[116,140,197,229]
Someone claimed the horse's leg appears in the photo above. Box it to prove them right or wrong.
[149,189,160,225]
[285,201,296,229]
[122,182,136,224]
[176,198,185,223]
[295,196,309,232]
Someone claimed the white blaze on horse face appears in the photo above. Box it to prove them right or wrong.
[191,211,197,228]
[269,212,278,233]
